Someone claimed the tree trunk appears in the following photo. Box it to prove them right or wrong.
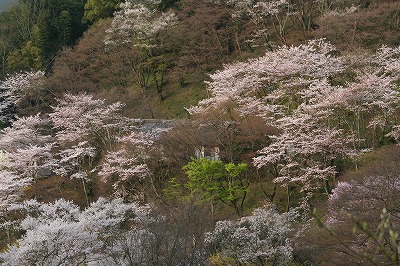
[286,186,291,212]
[81,178,90,206]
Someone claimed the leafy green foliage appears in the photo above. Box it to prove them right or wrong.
[6,41,42,72]
[183,158,249,216]
[83,0,122,23]
[0,0,86,75]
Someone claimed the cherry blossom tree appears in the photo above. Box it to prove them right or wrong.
[0,198,149,266]
[0,114,50,149]
[49,92,172,203]
[190,40,400,206]
[320,175,400,265]
[0,114,55,180]
[326,175,400,228]
[188,39,345,119]
[312,71,400,150]
[374,46,400,144]
[290,115,348,198]
[104,0,178,103]
[254,111,350,209]
[0,171,32,225]
[99,131,158,201]
[48,93,172,204]
[0,71,45,123]
[0,168,31,226]
[0,114,54,243]
[52,141,96,205]
[104,0,178,47]
[205,204,300,265]
[209,0,295,45]
[0,116,51,248]
[189,40,349,204]
[55,142,97,179]
[2,144,56,179]
[374,45,400,74]
[387,125,400,144]
[50,93,126,148]
[49,93,134,204]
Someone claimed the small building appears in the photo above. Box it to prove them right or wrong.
[194,146,220,161]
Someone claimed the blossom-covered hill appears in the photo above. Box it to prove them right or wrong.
[0,0,400,265]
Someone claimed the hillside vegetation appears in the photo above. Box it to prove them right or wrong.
[0,0,400,265]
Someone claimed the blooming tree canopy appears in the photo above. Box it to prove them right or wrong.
[0,198,149,266]
[50,93,125,147]
[99,131,156,199]
[105,0,178,47]
[0,71,45,123]
[0,114,55,180]
[205,204,300,264]
[189,40,400,203]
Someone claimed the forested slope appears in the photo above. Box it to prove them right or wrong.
[0,0,400,265]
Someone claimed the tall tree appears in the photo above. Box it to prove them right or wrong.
[0,70,45,122]
[99,131,157,201]
[0,114,55,180]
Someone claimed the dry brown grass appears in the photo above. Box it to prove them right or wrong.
[24,176,90,206]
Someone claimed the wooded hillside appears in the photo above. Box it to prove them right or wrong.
[0,0,400,265]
